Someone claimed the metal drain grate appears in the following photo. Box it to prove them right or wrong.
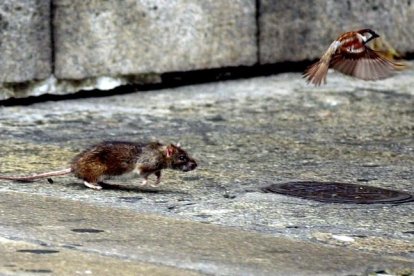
[263,181,414,204]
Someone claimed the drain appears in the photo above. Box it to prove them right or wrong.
[263,181,414,204]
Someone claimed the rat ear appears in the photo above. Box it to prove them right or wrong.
[166,144,176,158]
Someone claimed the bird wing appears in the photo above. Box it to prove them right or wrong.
[330,46,398,80]
[303,41,341,86]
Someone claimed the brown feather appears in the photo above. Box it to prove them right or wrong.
[303,42,339,86]
[303,61,329,86]
[304,30,403,85]
[330,47,398,80]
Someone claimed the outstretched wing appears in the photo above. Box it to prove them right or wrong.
[330,46,399,80]
[303,41,340,86]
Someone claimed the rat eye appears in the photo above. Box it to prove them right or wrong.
[179,155,187,161]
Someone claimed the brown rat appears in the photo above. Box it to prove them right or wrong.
[0,141,197,190]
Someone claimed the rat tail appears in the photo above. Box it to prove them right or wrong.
[0,168,72,181]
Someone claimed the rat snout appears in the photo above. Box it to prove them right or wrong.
[183,160,197,172]
[189,160,197,170]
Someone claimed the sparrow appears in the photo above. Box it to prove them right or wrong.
[303,29,402,86]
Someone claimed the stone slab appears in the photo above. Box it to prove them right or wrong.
[0,0,51,83]
[259,0,414,63]
[0,191,411,276]
[53,0,257,79]
[0,236,200,276]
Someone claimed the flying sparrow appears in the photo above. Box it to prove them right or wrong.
[303,29,401,86]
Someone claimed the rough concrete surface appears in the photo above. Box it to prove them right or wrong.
[53,0,257,79]
[0,192,411,276]
[260,0,414,63]
[0,232,200,276]
[0,0,51,83]
[0,66,413,274]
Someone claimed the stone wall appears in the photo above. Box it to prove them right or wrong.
[259,0,414,63]
[0,0,413,99]
[0,0,51,83]
[53,0,257,79]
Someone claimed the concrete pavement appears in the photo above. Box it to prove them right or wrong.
[0,68,413,275]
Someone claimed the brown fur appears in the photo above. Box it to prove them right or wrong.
[0,141,197,189]
[71,141,144,183]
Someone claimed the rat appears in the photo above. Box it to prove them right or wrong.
[0,141,197,190]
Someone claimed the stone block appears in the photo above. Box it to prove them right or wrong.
[0,0,51,83]
[260,0,414,63]
[54,0,257,79]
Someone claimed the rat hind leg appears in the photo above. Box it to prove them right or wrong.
[80,172,104,190]
[73,164,105,190]
[83,181,102,190]
[82,172,103,190]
